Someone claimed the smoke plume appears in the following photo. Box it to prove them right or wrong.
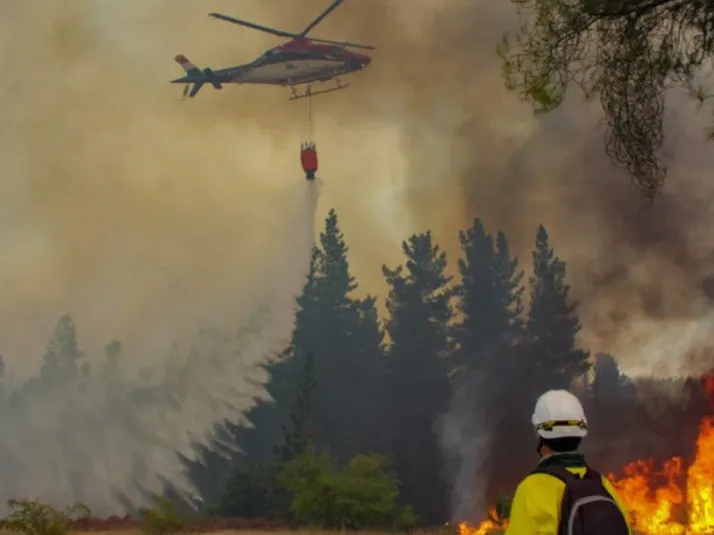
[439,371,503,523]
[0,182,318,513]
[5,0,714,518]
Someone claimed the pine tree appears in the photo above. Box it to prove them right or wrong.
[105,340,122,369]
[592,353,634,405]
[382,231,454,524]
[453,219,524,377]
[586,353,639,472]
[231,250,324,471]
[526,225,590,389]
[0,353,6,402]
[449,221,527,511]
[349,294,388,454]
[40,314,83,387]
[275,353,316,463]
[238,210,384,469]
[289,209,384,461]
[218,212,385,516]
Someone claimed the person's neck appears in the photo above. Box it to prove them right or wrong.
[538,451,586,468]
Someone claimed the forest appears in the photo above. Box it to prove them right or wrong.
[10,209,712,529]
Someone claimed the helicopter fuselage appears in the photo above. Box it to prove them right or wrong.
[171,1,374,99]
[172,40,370,88]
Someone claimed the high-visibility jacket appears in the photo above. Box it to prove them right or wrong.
[505,453,631,535]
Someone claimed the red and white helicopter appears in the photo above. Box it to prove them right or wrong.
[171,0,374,100]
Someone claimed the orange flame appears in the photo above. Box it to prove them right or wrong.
[459,377,714,534]
[458,507,507,535]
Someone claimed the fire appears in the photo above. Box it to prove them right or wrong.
[458,507,507,535]
[608,457,685,534]
[459,377,714,534]
[607,416,714,534]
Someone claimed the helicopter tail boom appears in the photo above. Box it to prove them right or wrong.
[172,56,224,98]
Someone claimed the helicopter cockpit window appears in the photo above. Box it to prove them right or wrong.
[253,47,282,66]
[325,46,342,58]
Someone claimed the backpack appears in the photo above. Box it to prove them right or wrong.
[530,464,630,535]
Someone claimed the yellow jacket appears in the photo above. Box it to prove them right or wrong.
[505,457,631,535]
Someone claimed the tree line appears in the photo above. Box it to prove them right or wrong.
[6,208,711,528]
[196,209,710,526]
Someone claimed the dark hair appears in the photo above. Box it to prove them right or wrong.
[543,437,582,452]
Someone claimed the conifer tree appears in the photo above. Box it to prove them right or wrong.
[241,210,384,467]
[40,314,83,387]
[526,225,590,389]
[382,231,454,524]
[448,221,526,518]
[453,219,524,377]
[275,353,316,463]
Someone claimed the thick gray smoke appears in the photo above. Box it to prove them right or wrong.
[439,371,498,523]
[0,183,318,514]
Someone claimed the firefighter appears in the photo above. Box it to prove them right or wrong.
[300,141,318,181]
[505,389,631,535]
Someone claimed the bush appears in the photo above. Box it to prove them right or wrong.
[0,498,90,535]
[141,496,187,535]
[491,493,511,523]
[280,446,416,530]
[335,454,416,530]
[216,463,290,519]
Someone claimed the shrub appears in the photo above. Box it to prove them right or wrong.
[216,463,290,519]
[141,496,187,535]
[280,446,416,530]
[334,454,416,530]
[491,492,511,523]
[0,498,90,535]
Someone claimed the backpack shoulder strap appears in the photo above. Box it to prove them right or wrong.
[583,466,602,480]
[530,463,579,483]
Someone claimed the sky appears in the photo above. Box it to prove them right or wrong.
[2,0,714,378]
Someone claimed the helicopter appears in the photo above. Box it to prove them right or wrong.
[171,0,374,100]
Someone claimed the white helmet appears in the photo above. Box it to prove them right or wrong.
[532,389,588,439]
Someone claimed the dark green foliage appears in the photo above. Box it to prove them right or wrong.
[287,209,385,461]
[279,446,415,530]
[382,231,455,524]
[141,497,187,535]
[3,208,670,529]
[526,225,590,389]
[492,493,511,523]
[216,463,288,519]
[40,315,84,387]
[0,499,90,535]
[496,0,714,197]
[592,353,635,405]
[274,353,316,463]
[453,219,524,377]
[217,349,317,518]
[449,220,529,507]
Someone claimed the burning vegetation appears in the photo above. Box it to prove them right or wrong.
[459,376,714,535]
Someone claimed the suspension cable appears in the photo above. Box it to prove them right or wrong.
[307,91,313,141]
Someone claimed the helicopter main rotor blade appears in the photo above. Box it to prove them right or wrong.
[208,13,298,38]
[299,0,343,37]
[307,36,375,50]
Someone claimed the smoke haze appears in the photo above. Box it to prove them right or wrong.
[5,0,714,376]
[0,182,317,513]
[3,0,714,517]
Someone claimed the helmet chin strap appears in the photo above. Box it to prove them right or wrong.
[536,436,545,457]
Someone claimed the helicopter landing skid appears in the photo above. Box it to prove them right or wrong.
[289,79,349,101]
